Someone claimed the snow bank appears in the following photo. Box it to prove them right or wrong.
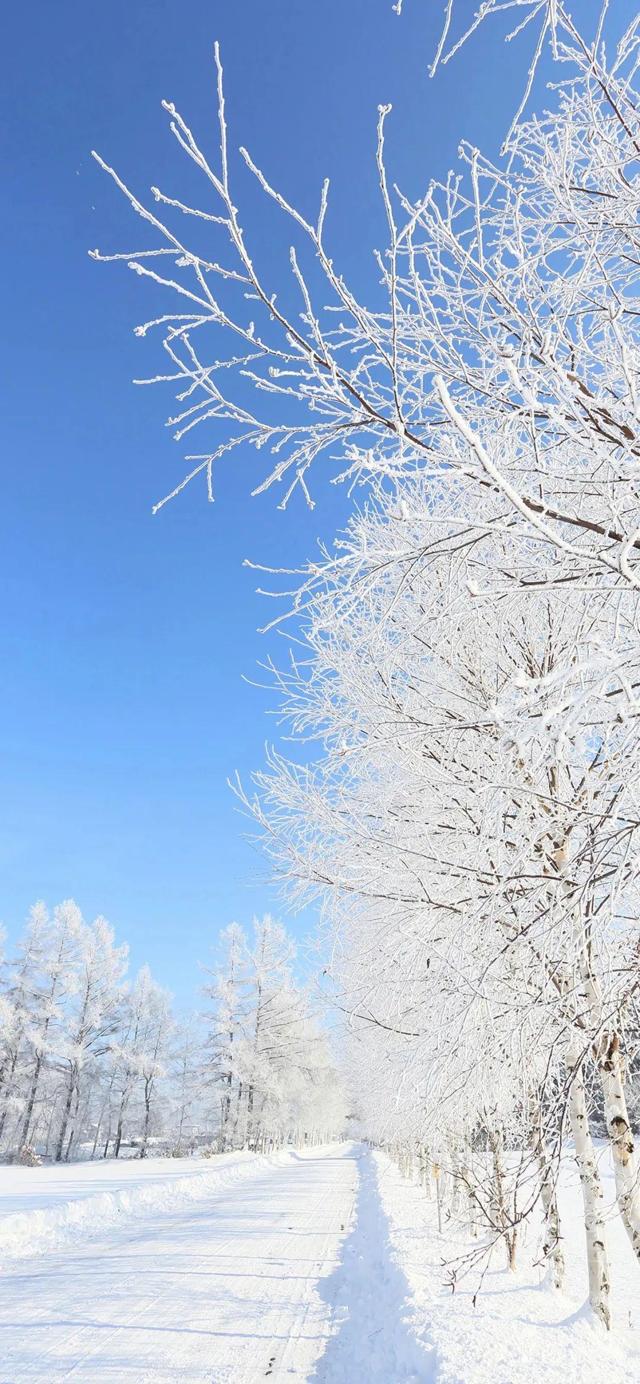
[372,1147,640,1384]
[0,1151,242,1218]
[0,1148,297,1262]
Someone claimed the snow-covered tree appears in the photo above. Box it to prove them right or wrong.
[0,902,58,1150]
[90,5,640,601]
[136,971,174,1159]
[204,916,345,1151]
[169,1016,205,1155]
[88,0,640,1330]
[53,915,128,1162]
[17,901,86,1154]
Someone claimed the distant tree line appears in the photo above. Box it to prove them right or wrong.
[0,901,344,1164]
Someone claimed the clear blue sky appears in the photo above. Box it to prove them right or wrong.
[1,0,618,1005]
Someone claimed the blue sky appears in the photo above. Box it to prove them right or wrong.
[1,0,617,1005]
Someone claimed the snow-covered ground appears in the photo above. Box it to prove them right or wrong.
[0,1142,639,1382]
[373,1143,640,1384]
[0,1152,257,1216]
[0,1150,262,1260]
[0,1144,358,1382]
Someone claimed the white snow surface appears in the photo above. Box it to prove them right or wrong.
[0,1143,359,1382]
[0,1150,264,1260]
[0,1142,639,1382]
[374,1143,640,1384]
[0,1153,245,1218]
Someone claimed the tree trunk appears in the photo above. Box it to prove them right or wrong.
[114,1110,125,1158]
[0,1050,19,1144]
[487,1126,517,1270]
[228,1080,243,1149]
[19,1053,43,1150]
[91,1074,116,1161]
[245,1084,255,1148]
[140,1079,152,1159]
[44,1095,59,1159]
[220,1082,232,1152]
[594,1032,640,1265]
[64,1086,81,1162]
[534,1126,564,1290]
[528,1097,564,1290]
[457,1155,479,1238]
[419,1145,433,1199]
[55,1072,76,1163]
[567,1050,611,1329]
[449,1142,463,1217]
[434,1163,443,1234]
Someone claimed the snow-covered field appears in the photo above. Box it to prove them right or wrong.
[0,1150,262,1260]
[0,1152,259,1216]
[0,1143,638,1382]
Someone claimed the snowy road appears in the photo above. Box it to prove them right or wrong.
[0,1146,362,1384]
[1,1144,638,1384]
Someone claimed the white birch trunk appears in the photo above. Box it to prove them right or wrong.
[529,1097,564,1290]
[449,1141,463,1217]
[595,1033,640,1266]
[535,1137,564,1290]
[488,1126,517,1270]
[566,1049,611,1329]
[421,1145,434,1200]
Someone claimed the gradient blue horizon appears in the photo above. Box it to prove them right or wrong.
[1,0,622,1006]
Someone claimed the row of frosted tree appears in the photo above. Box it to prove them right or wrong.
[0,903,344,1164]
[204,918,345,1152]
[92,0,640,1330]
